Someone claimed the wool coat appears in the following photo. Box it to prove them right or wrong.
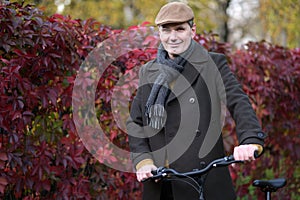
[127,42,266,200]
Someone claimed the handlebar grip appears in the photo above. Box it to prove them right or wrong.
[254,150,259,159]
[231,150,260,160]
[151,169,158,176]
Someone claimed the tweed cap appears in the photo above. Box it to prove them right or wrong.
[155,2,194,26]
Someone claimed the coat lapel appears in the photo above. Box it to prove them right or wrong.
[144,60,161,84]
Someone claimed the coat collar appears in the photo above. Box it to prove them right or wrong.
[144,41,209,101]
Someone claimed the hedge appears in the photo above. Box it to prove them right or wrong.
[0,2,299,199]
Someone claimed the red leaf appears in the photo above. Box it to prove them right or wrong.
[0,153,8,161]
[0,177,8,186]
[0,176,8,194]
[140,21,151,26]
[13,49,25,56]
[42,180,51,191]
[46,88,58,106]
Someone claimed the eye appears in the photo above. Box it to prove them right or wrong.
[162,28,171,33]
[176,27,185,32]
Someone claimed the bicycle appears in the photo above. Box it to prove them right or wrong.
[143,155,286,200]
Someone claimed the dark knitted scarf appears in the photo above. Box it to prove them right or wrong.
[145,41,195,129]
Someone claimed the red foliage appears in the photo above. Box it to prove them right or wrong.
[0,2,299,199]
[229,42,300,199]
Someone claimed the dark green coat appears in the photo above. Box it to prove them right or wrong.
[127,42,266,200]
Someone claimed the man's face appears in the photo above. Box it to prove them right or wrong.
[158,22,196,59]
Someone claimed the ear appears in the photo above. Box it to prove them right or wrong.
[191,24,196,38]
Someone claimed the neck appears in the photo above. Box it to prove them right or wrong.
[168,53,179,59]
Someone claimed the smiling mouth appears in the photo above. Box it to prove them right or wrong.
[168,43,181,47]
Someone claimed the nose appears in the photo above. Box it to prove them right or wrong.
[169,30,178,41]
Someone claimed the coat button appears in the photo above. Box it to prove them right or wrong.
[189,97,195,104]
[257,132,266,138]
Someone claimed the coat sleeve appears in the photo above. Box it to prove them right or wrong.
[210,52,266,146]
[126,64,153,169]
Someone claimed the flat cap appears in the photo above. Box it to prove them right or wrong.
[155,2,194,26]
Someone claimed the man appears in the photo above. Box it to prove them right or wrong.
[127,2,266,200]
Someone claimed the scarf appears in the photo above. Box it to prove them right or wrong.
[145,40,195,129]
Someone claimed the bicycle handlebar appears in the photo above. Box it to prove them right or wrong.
[143,155,243,182]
